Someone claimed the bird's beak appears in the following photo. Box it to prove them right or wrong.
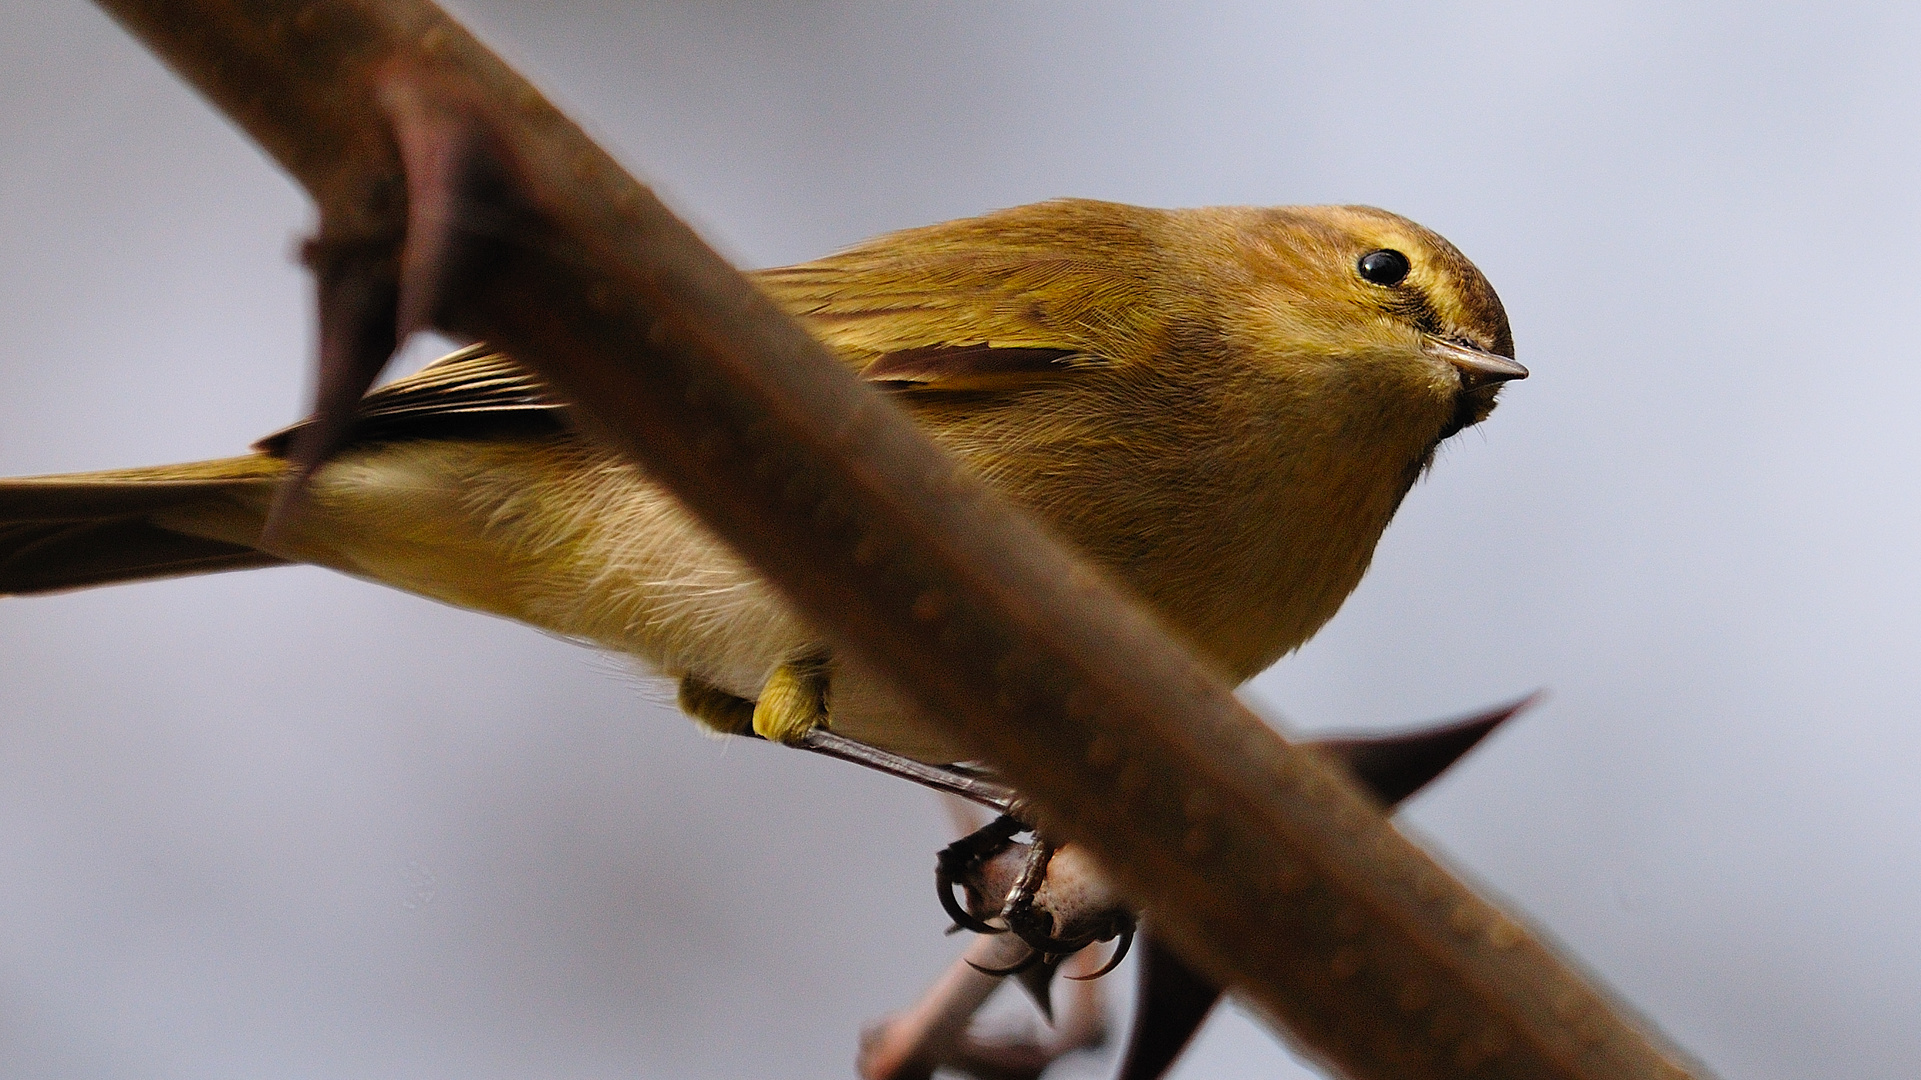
[1424,337,1528,389]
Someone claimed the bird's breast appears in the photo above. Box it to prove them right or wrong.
[911,370,1434,682]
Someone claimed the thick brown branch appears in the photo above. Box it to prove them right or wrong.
[90,3,1706,1078]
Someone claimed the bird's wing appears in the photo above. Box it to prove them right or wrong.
[759,198,1168,390]
[252,344,566,454]
[256,200,1168,453]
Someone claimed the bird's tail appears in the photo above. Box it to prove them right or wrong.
[0,456,289,596]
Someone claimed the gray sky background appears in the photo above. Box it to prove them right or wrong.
[3,3,1918,1078]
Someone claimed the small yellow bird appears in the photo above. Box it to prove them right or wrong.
[0,199,1521,763]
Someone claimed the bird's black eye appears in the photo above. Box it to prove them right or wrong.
[1357,249,1411,286]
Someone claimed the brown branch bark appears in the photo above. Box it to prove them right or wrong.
[89,3,1707,1078]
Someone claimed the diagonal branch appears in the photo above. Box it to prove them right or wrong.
[89,3,1707,1078]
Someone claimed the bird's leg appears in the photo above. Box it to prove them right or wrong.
[784,729,1133,961]
[792,729,1019,814]
[999,835,1057,939]
[680,670,1137,973]
[752,648,833,744]
[680,675,1135,961]
[680,670,1026,816]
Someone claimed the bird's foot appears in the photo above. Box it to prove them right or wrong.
[938,815,1135,979]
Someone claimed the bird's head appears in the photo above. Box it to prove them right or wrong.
[1216,204,1523,448]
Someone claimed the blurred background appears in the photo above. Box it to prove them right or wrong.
[3,3,1919,1077]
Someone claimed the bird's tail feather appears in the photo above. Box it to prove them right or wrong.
[0,456,289,596]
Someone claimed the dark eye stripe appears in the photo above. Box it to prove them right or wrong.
[1391,291,1446,339]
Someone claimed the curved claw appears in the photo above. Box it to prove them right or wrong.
[935,815,1025,936]
[968,946,1046,978]
[1067,924,1134,981]
[936,855,1004,936]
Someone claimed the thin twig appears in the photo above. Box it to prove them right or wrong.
[860,934,1031,1080]
[947,946,1110,1080]
[861,928,1110,1080]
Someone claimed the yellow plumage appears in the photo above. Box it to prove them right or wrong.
[0,199,1521,762]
